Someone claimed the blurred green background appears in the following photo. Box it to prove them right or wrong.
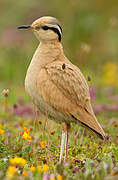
[1,0,118,89]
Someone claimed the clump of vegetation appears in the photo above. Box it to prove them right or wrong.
[0,87,118,180]
[1,0,118,179]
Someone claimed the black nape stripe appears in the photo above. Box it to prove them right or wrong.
[57,24,62,33]
[42,25,62,41]
[71,115,104,140]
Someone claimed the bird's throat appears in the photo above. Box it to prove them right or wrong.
[31,41,64,67]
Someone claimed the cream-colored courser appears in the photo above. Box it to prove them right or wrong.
[18,16,105,163]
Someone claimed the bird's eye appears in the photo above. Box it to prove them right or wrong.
[42,26,49,30]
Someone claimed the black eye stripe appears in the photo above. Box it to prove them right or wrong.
[41,25,62,41]
[42,25,62,33]
[42,26,49,30]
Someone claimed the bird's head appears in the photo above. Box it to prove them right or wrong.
[18,16,62,42]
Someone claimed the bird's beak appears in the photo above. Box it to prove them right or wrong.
[17,25,32,30]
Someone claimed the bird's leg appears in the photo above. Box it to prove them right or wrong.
[59,122,67,163]
[80,128,85,145]
[44,106,48,131]
[64,123,70,162]
[59,130,66,163]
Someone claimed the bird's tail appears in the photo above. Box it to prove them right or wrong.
[72,107,105,140]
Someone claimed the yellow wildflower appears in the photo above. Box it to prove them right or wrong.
[23,170,27,176]
[38,165,43,172]
[38,164,49,172]
[42,164,49,172]
[24,127,30,134]
[22,127,31,140]
[9,157,27,166]
[78,157,84,161]
[0,123,3,128]
[102,61,118,86]
[40,141,46,149]
[57,175,63,180]
[30,166,36,172]
[23,132,31,140]
[0,129,4,135]
[6,166,17,179]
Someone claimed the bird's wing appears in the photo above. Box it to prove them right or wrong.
[45,61,93,114]
[36,61,105,139]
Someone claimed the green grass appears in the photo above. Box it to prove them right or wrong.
[0,87,118,180]
[1,1,118,178]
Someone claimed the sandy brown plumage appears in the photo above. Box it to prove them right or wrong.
[45,61,105,139]
[18,16,105,162]
[25,41,105,139]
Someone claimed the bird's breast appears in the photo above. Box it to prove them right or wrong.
[25,66,73,123]
[25,63,41,104]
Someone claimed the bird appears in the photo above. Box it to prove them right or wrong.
[18,16,105,163]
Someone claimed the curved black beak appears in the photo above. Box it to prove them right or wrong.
[17,25,32,30]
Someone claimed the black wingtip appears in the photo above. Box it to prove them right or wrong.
[97,132,105,140]
[71,115,105,140]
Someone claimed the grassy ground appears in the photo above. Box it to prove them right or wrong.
[0,85,118,180]
[0,0,118,180]
[1,1,118,179]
